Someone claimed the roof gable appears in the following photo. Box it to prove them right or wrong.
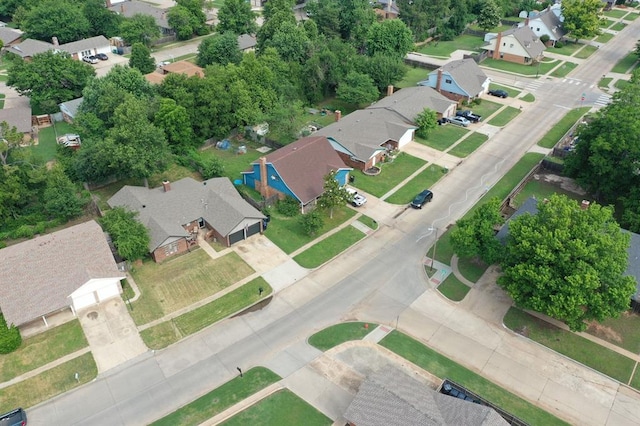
[60,35,110,54]
[0,27,23,45]
[0,221,123,326]
[368,86,456,118]
[436,59,488,97]
[0,106,33,133]
[109,0,170,28]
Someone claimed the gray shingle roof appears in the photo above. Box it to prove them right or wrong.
[59,97,84,119]
[0,221,124,327]
[344,367,508,426]
[9,39,53,58]
[315,109,415,162]
[433,59,488,98]
[59,35,109,55]
[0,106,32,133]
[108,177,266,252]
[500,27,546,59]
[0,27,23,46]
[368,86,456,118]
[496,196,539,244]
[238,34,257,51]
[533,8,566,40]
[109,0,170,29]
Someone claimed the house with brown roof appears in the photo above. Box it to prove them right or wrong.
[481,26,546,64]
[0,221,125,331]
[160,60,204,78]
[418,59,490,103]
[108,177,266,262]
[241,136,352,213]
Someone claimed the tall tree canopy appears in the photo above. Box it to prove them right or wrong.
[197,33,243,67]
[129,43,156,74]
[499,195,636,331]
[21,0,90,44]
[83,0,123,38]
[450,197,504,264]
[562,0,602,42]
[366,19,414,58]
[318,170,350,218]
[99,207,150,261]
[7,51,95,113]
[336,71,379,105]
[477,0,502,31]
[216,0,257,35]
[120,13,161,46]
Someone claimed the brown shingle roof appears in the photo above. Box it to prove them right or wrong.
[161,61,204,77]
[0,221,124,326]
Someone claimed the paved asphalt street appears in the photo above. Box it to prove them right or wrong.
[27,16,640,426]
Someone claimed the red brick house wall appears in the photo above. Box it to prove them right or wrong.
[152,238,189,262]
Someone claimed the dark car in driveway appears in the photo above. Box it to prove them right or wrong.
[0,408,26,426]
[411,189,433,209]
[95,53,108,61]
[488,89,508,98]
[456,110,482,123]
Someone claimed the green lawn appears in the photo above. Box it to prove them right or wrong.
[598,77,613,88]
[585,311,640,354]
[520,93,535,102]
[0,352,97,409]
[550,41,584,56]
[148,163,199,188]
[536,107,590,149]
[469,99,503,118]
[416,35,484,58]
[487,106,521,127]
[448,133,488,158]
[129,250,254,325]
[604,9,628,19]
[141,277,272,350]
[352,152,426,197]
[150,367,281,426]
[200,141,262,181]
[595,32,614,43]
[380,331,568,425]
[487,84,520,99]
[385,164,448,205]
[600,18,614,28]
[615,79,630,90]
[396,66,428,88]
[626,12,639,21]
[30,121,77,162]
[293,225,365,268]
[467,24,512,32]
[308,322,375,351]
[427,226,455,264]
[482,58,559,76]
[611,21,627,31]
[437,275,471,301]
[503,308,636,386]
[0,320,87,382]
[512,179,585,208]
[415,126,468,151]
[457,258,488,283]
[265,205,356,254]
[550,61,578,78]
[612,52,638,73]
[220,389,332,426]
[357,214,378,230]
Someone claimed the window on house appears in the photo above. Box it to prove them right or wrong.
[445,79,452,84]
[536,27,540,31]
[500,53,504,59]
[525,57,531,63]
[510,43,514,48]
[502,42,506,46]
[81,49,92,57]
[164,242,179,256]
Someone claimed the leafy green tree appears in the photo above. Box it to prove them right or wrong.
[43,164,87,220]
[636,39,640,57]
[262,0,295,21]
[168,5,197,40]
[318,170,350,218]
[414,108,438,138]
[336,71,379,106]
[129,43,156,74]
[7,51,95,113]
[154,98,195,153]
[266,99,304,141]
[498,194,636,331]
[120,13,161,46]
[450,197,504,264]
[339,0,376,52]
[198,154,225,179]
[303,36,357,102]
[359,54,407,92]
[299,210,324,236]
[257,9,297,51]
[197,33,242,67]
[366,19,414,58]
[477,0,502,31]
[306,0,342,39]
[100,207,150,261]
[266,21,310,63]
[562,0,602,42]
[0,313,21,354]
[0,121,23,166]
[22,0,89,44]
[83,0,123,38]
[217,0,257,35]
[397,0,431,41]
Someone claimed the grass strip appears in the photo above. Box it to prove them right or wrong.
[357,214,378,230]
[536,107,590,148]
[520,93,535,102]
[487,106,521,127]
[612,52,638,73]
[550,62,578,78]
[294,226,365,268]
[0,352,97,409]
[219,389,331,426]
[437,274,471,302]
[503,308,636,386]
[150,367,281,426]
[448,133,488,158]
[308,322,375,351]
[380,331,569,425]
[415,126,468,151]
[352,152,426,197]
[385,164,448,204]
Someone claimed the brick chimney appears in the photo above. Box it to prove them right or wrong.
[162,180,171,192]
[258,156,270,198]
[335,110,342,121]
[387,85,394,96]
[387,0,392,12]
[105,0,112,7]
[492,32,502,60]
[52,37,59,47]
[524,17,529,26]
[581,200,590,210]
[435,68,443,93]
[120,3,125,13]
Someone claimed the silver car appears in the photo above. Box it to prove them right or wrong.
[447,116,471,127]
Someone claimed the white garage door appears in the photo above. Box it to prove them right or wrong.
[73,292,97,310]
[97,283,120,302]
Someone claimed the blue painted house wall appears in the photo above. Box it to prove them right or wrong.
[419,74,468,97]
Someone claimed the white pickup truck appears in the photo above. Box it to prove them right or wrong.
[346,187,367,207]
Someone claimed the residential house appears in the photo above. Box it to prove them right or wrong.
[369,85,457,122]
[160,60,204,77]
[8,36,111,60]
[419,59,490,103]
[373,0,399,20]
[238,34,257,52]
[58,97,84,123]
[0,106,33,141]
[518,6,566,45]
[0,27,23,48]
[144,72,167,85]
[108,177,266,262]
[481,26,545,64]
[344,367,508,426]
[242,136,352,213]
[0,221,125,331]
[108,0,174,37]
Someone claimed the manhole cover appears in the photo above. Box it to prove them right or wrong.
[87,311,99,320]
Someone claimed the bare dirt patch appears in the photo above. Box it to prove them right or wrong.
[587,321,623,343]
[533,173,587,195]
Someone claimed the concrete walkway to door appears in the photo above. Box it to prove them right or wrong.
[78,298,147,373]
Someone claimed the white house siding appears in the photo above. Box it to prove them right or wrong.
[71,277,123,310]
[397,129,415,148]
[500,36,530,58]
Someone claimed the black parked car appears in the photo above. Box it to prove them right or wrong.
[488,89,508,98]
[95,53,108,61]
[455,110,482,123]
[411,189,433,209]
[0,408,26,426]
